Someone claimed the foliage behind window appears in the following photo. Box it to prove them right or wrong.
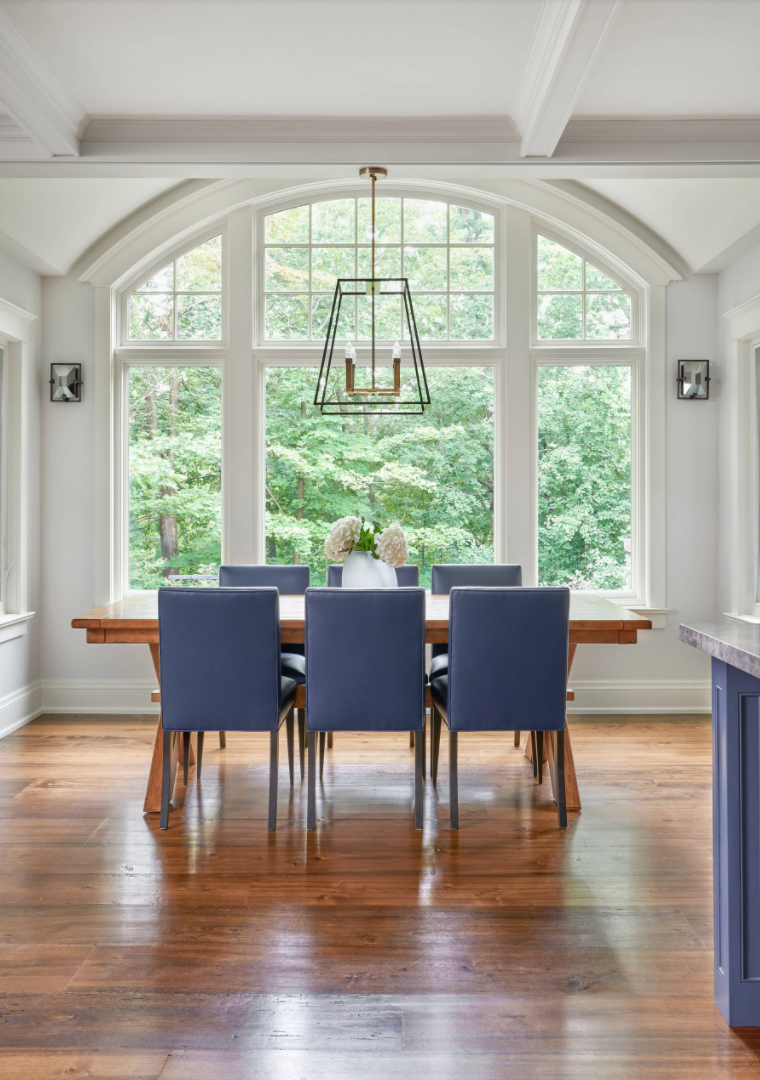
[128,236,222,341]
[264,198,495,342]
[537,235,632,341]
[538,365,631,590]
[128,366,222,589]
[265,367,494,586]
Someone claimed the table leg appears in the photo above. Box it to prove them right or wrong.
[143,642,193,814]
[524,643,581,812]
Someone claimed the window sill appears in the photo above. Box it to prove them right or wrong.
[611,602,670,629]
[0,611,35,644]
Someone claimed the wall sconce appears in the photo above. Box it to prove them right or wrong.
[50,363,82,402]
[677,359,710,400]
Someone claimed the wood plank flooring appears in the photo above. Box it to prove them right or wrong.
[0,713,758,1078]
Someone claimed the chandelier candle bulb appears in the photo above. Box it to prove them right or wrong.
[345,341,356,394]
[393,341,401,395]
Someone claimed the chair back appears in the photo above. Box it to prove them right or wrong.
[159,587,282,732]
[219,564,310,593]
[446,586,569,732]
[327,564,419,587]
[305,588,426,732]
[431,563,522,593]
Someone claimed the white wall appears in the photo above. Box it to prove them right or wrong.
[0,249,41,734]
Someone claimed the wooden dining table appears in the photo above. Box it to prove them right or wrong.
[72,592,651,817]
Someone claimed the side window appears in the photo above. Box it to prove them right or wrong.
[127,236,222,342]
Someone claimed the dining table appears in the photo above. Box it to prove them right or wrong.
[72,592,652,817]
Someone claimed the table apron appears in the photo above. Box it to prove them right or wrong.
[89,627,637,646]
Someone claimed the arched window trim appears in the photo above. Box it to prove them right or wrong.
[253,183,506,351]
[118,223,228,348]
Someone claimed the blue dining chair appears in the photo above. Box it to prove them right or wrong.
[158,587,297,831]
[219,564,309,774]
[429,586,570,829]
[327,564,420,586]
[304,587,427,831]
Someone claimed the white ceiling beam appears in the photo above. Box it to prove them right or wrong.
[514,0,623,158]
[0,9,85,157]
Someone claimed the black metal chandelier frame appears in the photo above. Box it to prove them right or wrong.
[313,165,431,417]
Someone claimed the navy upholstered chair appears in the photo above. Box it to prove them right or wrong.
[158,587,297,831]
[429,586,570,829]
[304,587,427,831]
[327,564,420,586]
[219,564,309,773]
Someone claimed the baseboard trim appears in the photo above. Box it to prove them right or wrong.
[41,679,159,715]
[0,679,43,738]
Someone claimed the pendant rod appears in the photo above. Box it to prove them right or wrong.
[371,169,376,389]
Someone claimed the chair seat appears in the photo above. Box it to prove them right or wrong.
[430,674,449,720]
[281,652,306,684]
[279,676,298,721]
[429,653,448,680]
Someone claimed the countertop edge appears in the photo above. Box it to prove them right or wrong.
[680,622,760,680]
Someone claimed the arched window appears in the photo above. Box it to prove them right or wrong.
[126,234,222,341]
[262,196,495,342]
[536,233,632,341]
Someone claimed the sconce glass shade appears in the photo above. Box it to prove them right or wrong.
[677,359,710,400]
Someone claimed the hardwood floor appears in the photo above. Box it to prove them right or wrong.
[0,713,758,1078]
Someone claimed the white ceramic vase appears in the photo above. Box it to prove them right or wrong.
[342,550,398,588]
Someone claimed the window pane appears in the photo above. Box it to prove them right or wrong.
[128,293,173,340]
[538,365,631,591]
[585,293,632,339]
[128,366,221,589]
[312,295,355,341]
[407,294,447,340]
[357,294,402,340]
[265,246,309,291]
[265,366,494,586]
[404,199,447,243]
[450,294,493,339]
[537,294,582,340]
[404,246,447,291]
[137,264,173,291]
[176,236,221,291]
[358,197,401,243]
[537,235,582,291]
[357,245,401,281]
[585,263,619,290]
[265,205,309,243]
[177,295,222,340]
[311,246,356,292]
[450,205,494,243]
[265,295,309,339]
[449,247,493,291]
[312,199,355,243]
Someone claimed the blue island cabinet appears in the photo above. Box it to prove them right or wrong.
[712,656,760,1026]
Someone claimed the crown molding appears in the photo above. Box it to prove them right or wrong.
[0,10,85,157]
[513,0,622,158]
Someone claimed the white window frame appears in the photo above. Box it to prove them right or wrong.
[0,297,36,642]
[532,223,639,347]
[255,184,505,350]
[119,226,228,348]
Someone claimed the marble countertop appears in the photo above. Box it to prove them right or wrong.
[680,619,760,679]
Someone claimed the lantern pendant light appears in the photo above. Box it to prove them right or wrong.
[314,166,431,416]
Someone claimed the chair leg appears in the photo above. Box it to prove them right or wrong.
[328,732,333,749]
[297,709,305,781]
[219,731,226,749]
[160,730,173,830]
[449,731,459,831]
[409,731,415,749]
[196,731,204,780]
[286,710,295,787]
[536,731,543,785]
[307,732,317,831]
[415,725,424,830]
[182,732,191,785]
[514,730,521,748]
[268,730,279,830]
[319,732,326,779]
[556,729,567,829]
[530,731,538,777]
[432,707,441,786]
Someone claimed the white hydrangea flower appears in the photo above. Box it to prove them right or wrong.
[324,515,362,563]
[375,522,409,568]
